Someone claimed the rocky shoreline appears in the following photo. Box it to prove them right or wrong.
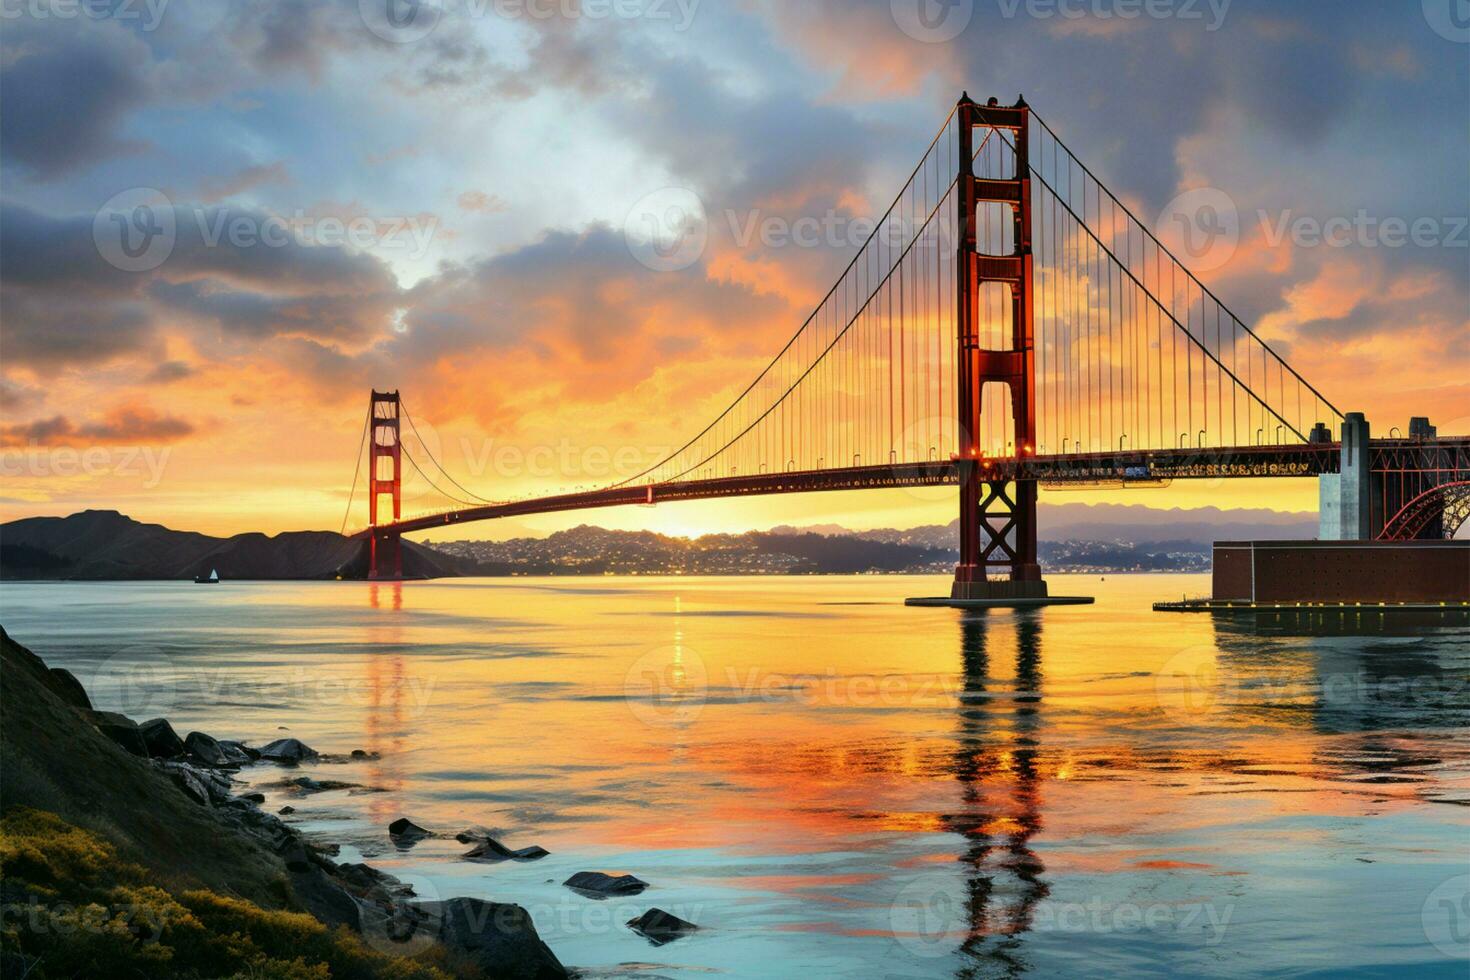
[0,626,697,978]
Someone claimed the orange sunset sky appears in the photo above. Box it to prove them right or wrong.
[2,2,1466,540]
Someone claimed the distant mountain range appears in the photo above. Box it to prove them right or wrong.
[1,504,1318,580]
[0,510,460,581]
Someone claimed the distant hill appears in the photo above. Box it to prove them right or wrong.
[0,510,463,581]
[773,502,1319,552]
[2,502,1322,581]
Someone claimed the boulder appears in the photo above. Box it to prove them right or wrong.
[434,898,568,979]
[48,668,92,710]
[279,805,296,815]
[89,711,147,756]
[220,740,261,762]
[563,871,648,898]
[139,718,185,758]
[290,865,362,932]
[258,738,317,764]
[388,817,432,841]
[627,908,699,945]
[184,731,233,767]
[462,837,550,862]
[165,764,212,805]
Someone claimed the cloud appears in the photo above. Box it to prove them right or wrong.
[0,201,403,370]
[458,190,510,213]
[0,404,195,447]
[0,17,154,179]
[199,162,293,203]
[144,361,196,383]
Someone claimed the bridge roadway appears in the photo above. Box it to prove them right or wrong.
[357,437,1470,540]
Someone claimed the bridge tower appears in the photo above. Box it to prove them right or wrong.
[951,94,1046,601]
[368,390,403,580]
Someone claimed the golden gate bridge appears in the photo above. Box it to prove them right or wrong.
[343,95,1470,596]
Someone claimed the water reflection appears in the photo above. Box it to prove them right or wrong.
[948,612,1049,976]
[365,582,408,820]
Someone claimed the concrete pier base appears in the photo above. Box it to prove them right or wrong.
[908,577,1094,609]
[906,595,1095,609]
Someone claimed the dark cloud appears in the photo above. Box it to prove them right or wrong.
[0,405,194,447]
[0,19,153,179]
[0,201,403,370]
[144,361,195,383]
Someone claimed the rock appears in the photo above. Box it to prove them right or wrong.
[351,749,368,758]
[277,837,314,872]
[261,775,361,795]
[139,718,185,758]
[627,908,699,945]
[89,711,147,756]
[456,826,497,843]
[48,668,92,710]
[462,837,550,862]
[166,764,212,805]
[290,865,361,932]
[221,739,261,762]
[434,898,568,979]
[563,871,648,898]
[184,731,234,767]
[388,817,432,841]
[158,760,234,805]
[279,805,296,815]
[240,792,266,804]
[258,738,318,764]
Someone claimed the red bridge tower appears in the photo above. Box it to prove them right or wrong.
[952,94,1045,601]
[368,390,403,580]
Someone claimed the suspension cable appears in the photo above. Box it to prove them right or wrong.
[339,404,371,536]
[398,398,502,505]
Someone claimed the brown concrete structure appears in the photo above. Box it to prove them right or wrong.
[1213,541,1470,605]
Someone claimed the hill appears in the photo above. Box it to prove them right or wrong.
[0,510,463,581]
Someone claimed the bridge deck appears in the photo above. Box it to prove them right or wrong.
[359,438,1470,539]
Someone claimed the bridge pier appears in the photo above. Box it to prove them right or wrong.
[1319,412,1372,540]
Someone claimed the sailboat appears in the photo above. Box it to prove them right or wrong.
[194,568,221,585]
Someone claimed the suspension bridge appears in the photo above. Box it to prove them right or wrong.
[344,95,1470,598]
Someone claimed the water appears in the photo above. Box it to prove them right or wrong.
[2,575,1468,977]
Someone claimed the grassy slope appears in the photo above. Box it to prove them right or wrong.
[0,625,293,906]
